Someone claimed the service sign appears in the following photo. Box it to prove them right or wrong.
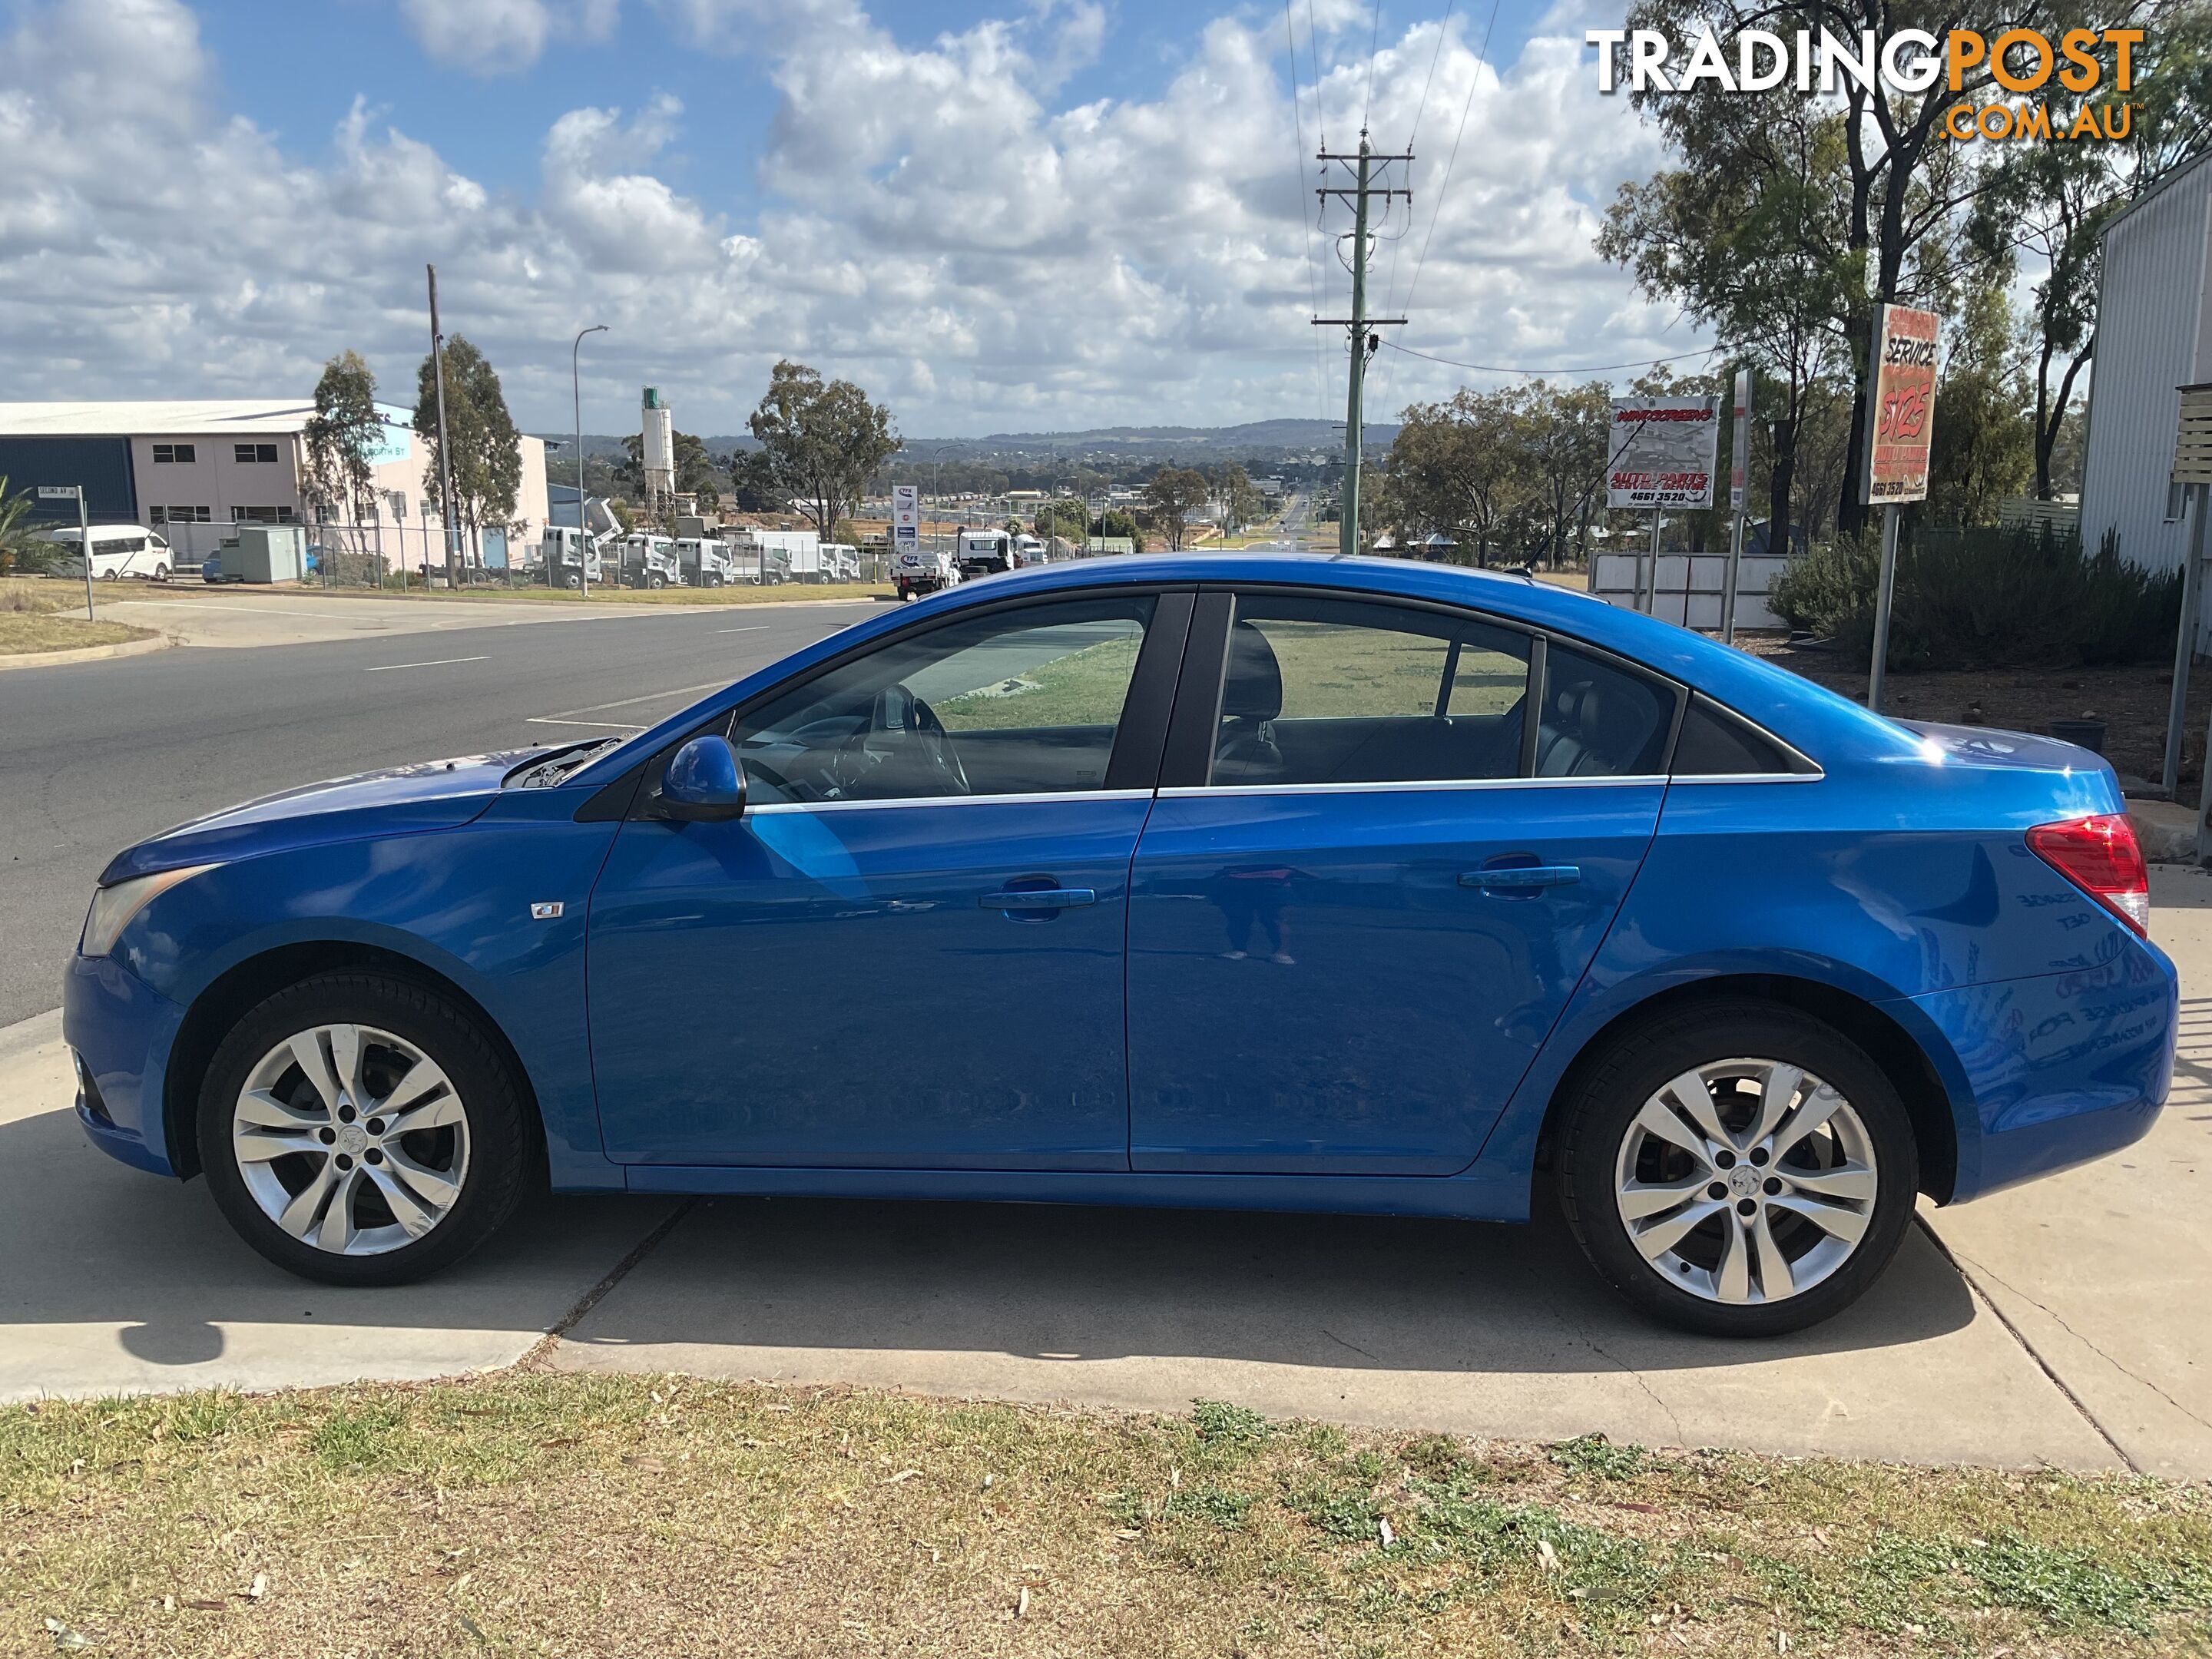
[1607,397,1720,509]
[1863,303,1939,504]
[892,483,919,547]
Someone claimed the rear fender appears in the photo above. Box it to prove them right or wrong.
[1469,955,1976,1216]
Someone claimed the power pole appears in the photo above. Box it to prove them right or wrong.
[1313,131,1409,559]
[426,263,459,588]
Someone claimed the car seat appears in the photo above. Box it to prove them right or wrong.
[1214,621,1286,784]
[1537,679,1645,777]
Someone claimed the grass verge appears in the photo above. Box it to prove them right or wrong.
[0,580,154,655]
[6,1376,2209,1657]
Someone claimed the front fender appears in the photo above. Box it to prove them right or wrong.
[113,786,622,1189]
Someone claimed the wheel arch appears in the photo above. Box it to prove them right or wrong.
[161,940,545,1181]
[1530,972,1964,1205]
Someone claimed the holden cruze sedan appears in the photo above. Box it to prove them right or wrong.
[63,555,2175,1336]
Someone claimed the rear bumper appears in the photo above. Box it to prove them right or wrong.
[61,952,189,1177]
[1912,935,2177,1203]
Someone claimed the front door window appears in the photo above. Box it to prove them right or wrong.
[730,596,1157,802]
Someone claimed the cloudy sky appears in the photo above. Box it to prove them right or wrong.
[0,0,1700,436]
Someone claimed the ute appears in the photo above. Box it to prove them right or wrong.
[892,545,959,601]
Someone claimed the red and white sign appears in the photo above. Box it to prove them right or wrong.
[1607,397,1720,509]
[1863,304,1939,505]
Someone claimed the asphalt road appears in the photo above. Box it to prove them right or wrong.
[0,598,883,1026]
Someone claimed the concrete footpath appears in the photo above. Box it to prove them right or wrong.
[2,871,2208,1473]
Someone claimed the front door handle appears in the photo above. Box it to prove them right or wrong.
[1460,864,1581,891]
[981,887,1098,911]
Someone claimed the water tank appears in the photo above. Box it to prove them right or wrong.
[641,387,674,500]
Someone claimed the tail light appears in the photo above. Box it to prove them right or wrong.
[2027,813,2150,936]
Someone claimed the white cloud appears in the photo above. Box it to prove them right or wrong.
[397,0,621,73]
[0,0,1687,435]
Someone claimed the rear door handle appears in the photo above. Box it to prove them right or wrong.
[1460,865,1581,891]
[981,887,1098,910]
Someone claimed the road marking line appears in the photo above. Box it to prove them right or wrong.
[525,717,648,730]
[364,655,492,672]
[538,678,729,720]
[716,625,771,634]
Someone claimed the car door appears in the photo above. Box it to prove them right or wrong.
[588,589,1189,1169]
[1126,589,1674,1176]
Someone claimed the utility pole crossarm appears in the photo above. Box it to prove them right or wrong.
[1312,318,1407,326]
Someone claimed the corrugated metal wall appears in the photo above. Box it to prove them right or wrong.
[0,435,136,522]
[2080,157,2211,588]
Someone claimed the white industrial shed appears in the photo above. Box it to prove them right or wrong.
[2080,151,2212,585]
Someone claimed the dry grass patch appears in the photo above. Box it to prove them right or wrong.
[6,1376,2211,1657]
[0,581,154,654]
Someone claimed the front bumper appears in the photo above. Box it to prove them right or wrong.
[61,952,190,1177]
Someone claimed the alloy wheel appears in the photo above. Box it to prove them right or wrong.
[1612,1058,1878,1306]
[230,1023,472,1256]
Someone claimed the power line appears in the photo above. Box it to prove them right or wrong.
[1373,0,1502,416]
[1287,1,1329,422]
[1308,0,1326,152]
[1379,338,1721,376]
[1363,0,1385,134]
[1378,3,1453,329]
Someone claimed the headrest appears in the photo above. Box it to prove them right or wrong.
[1221,621,1283,721]
[1554,677,1647,767]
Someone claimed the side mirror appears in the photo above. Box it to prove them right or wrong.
[656,735,747,823]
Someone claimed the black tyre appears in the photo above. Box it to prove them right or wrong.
[197,972,536,1286]
[1555,1000,1917,1337]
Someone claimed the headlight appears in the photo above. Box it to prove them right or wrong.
[81,864,219,958]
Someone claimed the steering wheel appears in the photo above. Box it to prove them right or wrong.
[830,682,971,798]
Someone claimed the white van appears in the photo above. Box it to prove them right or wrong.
[40,525,177,581]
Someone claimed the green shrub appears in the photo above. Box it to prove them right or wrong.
[1767,525,2178,671]
[1767,531,1880,636]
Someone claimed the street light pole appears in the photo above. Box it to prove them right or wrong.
[426,264,460,588]
[572,324,608,600]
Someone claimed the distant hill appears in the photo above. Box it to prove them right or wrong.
[538,419,1391,464]
[955,419,1396,451]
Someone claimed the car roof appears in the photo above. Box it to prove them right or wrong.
[571,552,1920,788]
[927,555,1909,756]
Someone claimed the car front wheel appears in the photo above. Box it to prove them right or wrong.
[197,972,535,1285]
[1555,1002,1917,1337]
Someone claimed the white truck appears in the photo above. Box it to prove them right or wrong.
[955,527,1022,577]
[674,537,737,588]
[536,526,603,589]
[613,532,681,589]
[753,528,826,582]
[892,545,960,601]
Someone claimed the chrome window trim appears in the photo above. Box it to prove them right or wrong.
[1156,774,1671,800]
[747,787,1156,816]
[1667,769,1826,785]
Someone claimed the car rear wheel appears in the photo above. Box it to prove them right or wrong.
[197,972,535,1286]
[1555,1002,1917,1337]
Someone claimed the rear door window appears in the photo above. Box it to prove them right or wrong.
[1535,641,1676,778]
[1212,594,1532,786]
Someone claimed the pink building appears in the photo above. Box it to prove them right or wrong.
[0,398,550,569]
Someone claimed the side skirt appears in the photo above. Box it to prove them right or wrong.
[615,1162,1531,1222]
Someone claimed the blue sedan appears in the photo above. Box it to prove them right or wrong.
[63,556,2175,1336]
